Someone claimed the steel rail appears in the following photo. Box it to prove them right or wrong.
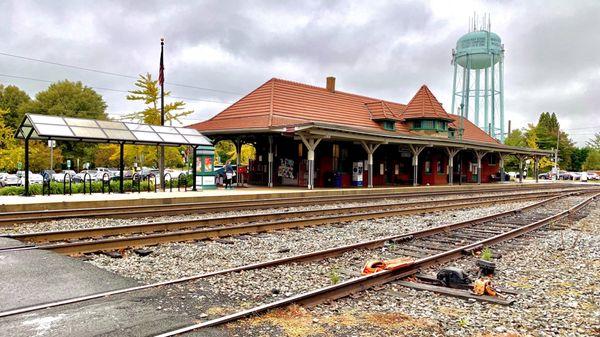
[0,193,569,319]
[12,192,565,255]
[153,192,599,337]
[5,189,571,244]
[0,184,573,226]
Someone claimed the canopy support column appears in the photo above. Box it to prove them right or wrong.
[475,150,488,185]
[24,138,30,196]
[192,145,198,191]
[499,153,508,182]
[268,136,274,188]
[409,144,425,187]
[235,138,242,187]
[360,141,381,188]
[119,142,125,193]
[446,147,460,185]
[534,156,540,183]
[300,134,322,190]
[516,154,528,184]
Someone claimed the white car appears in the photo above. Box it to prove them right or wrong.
[17,171,44,185]
[1,173,17,187]
[52,170,77,182]
[587,172,599,180]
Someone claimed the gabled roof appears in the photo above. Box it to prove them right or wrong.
[402,85,453,121]
[190,78,498,144]
[364,101,401,121]
[191,78,410,134]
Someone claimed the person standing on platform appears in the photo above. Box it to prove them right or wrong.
[225,160,234,189]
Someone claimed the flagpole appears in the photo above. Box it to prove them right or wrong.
[159,37,165,191]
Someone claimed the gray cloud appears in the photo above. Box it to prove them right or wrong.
[0,0,598,144]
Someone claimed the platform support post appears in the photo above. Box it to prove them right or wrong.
[24,137,30,196]
[499,153,506,182]
[300,134,322,190]
[409,144,425,187]
[516,154,527,184]
[119,142,125,193]
[192,145,198,191]
[534,156,539,183]
[360,141,381,188]
[475,151,488,185]
[268,136,273,188]
[235,138,242,187]
[445,147,460,185]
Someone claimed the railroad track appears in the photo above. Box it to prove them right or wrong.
[0,191,596,322]
[151,191,599,337]
[1,188,583,255]
[0,184,575,226]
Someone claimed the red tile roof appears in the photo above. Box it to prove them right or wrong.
[402,85,453,121]
[190,78,498,144]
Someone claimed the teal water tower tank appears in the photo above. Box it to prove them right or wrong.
[451,17,506,141]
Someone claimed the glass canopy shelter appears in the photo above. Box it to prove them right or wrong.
[15,114,213,195]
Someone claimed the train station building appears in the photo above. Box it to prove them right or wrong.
[191,77,549,189]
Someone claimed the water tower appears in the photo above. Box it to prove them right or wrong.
[451,15,505,141]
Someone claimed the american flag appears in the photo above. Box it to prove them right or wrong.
[158,39,164,87]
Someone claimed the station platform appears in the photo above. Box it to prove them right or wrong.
[0,237,195,336]
[0,181,559,213]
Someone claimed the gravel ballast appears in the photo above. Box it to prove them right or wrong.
[233,200,600,337]
[86,202,535,282]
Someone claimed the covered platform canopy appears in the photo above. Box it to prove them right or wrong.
[15,113,212,195]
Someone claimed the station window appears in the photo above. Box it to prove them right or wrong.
[425,161,431,174]
[437,160,444,173]
[381,120,396,131]
[488,155,497,165]
[413,120,422,129]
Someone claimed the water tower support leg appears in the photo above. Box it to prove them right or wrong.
[474,69,480,127]
[484,66,489,134]
[451,61,458,115]
[499,58,505,142]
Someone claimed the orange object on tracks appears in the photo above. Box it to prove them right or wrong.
[361,257,414,275]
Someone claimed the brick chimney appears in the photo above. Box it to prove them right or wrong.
[326,76,336,93]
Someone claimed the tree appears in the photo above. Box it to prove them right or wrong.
[124,73,192,125]
[587,133,600,150]
[0,108,15,149]
[583,149,600,170]
[533,112,575,170]
[18,80,108,167]
[504,129,526,148]
[570,148,590,172]
[214,140,256,166]
[19,80,107,119]
[0,84,30,129]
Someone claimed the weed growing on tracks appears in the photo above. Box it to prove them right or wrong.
[329,268,341,285]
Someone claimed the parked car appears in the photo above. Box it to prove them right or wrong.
[16,171,44,185]
[52,170,77,182]
[72,170,99,183]
[586,172,599,180]
[1,173,21,187]
[538,172,551,180]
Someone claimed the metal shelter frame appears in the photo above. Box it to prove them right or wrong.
[15,114,212,196]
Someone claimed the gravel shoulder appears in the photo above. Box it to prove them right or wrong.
[228,200,600,337]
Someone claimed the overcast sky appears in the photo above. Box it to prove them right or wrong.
[1,0,598,145]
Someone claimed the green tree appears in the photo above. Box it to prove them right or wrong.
[534,112,575,170]
[587,133,600,149]
[504,129,526,147]
[0,84,30,129]
[18,80,108,166]
[124,73,192,125]
[583,149,600,170]
[570,148,589,172]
